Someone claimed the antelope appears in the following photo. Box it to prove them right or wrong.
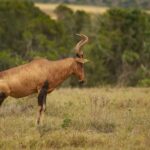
[0,34,89,124]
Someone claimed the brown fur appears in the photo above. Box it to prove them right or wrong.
[0,58,83,98]
[0,34,88,124]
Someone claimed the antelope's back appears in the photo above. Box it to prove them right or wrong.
[0,58,50,98]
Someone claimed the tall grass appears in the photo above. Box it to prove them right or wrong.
[0,88,150,149]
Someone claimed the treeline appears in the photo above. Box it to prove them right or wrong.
[0,0,149,87]
[31,0,150,9]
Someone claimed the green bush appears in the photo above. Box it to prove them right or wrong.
[138,79,150,87]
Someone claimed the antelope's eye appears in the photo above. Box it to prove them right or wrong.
[76,54,84,58]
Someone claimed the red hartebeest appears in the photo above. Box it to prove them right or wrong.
[0,34,89,124]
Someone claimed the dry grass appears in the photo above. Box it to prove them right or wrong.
[0,88,150,149]
[35,3,150,19]
[35,3,108,19]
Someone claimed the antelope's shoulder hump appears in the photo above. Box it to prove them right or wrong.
[31,58,50,65]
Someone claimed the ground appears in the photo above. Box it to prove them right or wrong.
[0,88,150,149]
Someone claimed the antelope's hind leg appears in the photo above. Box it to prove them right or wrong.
[37,81,48,125]
[0,92,7,106]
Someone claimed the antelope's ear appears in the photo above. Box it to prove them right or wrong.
[75,58,89,64]
[83,59,89,63]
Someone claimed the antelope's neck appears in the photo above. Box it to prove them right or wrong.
[49,58,75,87]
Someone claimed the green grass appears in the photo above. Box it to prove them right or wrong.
[0,88,150,149]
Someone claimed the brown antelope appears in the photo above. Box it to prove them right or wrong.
[0,34,89,124]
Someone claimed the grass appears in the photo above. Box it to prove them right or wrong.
[35,3,108,19]
[0,88,150,149]
[35,3,150,19]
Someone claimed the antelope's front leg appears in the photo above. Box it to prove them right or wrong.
[0,92,7,106]
[37,81,48,125]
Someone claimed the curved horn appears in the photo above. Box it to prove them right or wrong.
[74,34,89,57]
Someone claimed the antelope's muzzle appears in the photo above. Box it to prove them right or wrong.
[79,80,85,85]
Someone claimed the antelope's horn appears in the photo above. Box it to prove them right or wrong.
[74,34,89,56]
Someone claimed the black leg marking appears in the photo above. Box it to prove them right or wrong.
[38,81,49,106]
[0,92,6,106]
[37,81,49,124]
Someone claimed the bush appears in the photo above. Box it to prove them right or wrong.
[138,79,150,87]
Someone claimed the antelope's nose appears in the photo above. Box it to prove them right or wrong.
[79,80,85,85]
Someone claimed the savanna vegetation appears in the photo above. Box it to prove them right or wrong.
[0,0,149,87]
[35,3,109,19]
[0,1,149,150]
[32,0,150,9]
[0,88,150,149]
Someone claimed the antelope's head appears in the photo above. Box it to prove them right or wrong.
[73,34,89,85]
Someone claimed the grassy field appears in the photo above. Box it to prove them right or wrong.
[35,3,150,19]
[0,88,150,149]
[35,3,108,19]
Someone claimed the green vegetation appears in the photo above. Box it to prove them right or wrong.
[0,0,149,86]
[0,88,150,149]
[0,2,149,149]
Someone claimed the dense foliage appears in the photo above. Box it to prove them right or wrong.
[32,0,150,9]
[0,0,149,87]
